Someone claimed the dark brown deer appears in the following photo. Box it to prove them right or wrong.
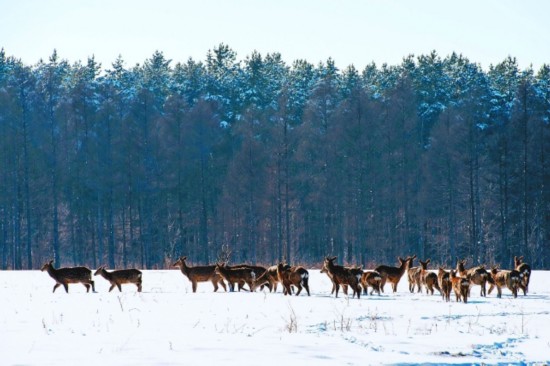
[361,270,382,296]
[222,264,267,291]
[450,269,470,303]
[514,256,531,296]
[437,267,451,302]
[276,262,310,296]
[488,266,520,298]
[456,258,489,297]
[94,266,142,292]
[322,257,362,299]
[41,260,95,293]
[172,256,227,293]
[320,257,361,296]
[419,259,441,295]
[375,255,416,293]
[214,263,256,292]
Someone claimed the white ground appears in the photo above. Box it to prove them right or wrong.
[0,268,549,365]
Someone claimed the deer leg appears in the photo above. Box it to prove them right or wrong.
[295,283,302,296]
[137,283,142,292]
[109,284,116,292]
[84,284,90,292]
[192,281,198,293]
[53,283,61,293]
[117,283,122,292]
[91,280,95,292]
[62,283,69,293]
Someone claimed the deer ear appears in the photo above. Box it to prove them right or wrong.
[49,259,54,264]
[426,259,431,264]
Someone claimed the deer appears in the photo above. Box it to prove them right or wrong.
[450,269,470,303]
[276,262,310,296]
[437,267,452,302]
[514,256,531,295]
[214,263,256,292]
[375,255,416,293]
[252,265,283,292]
[407,257,422,293]
[221,263,267,291]
[456,258,489,297]
[172,256,227,293]
[41,260,95,293]
[418,259,441,295]
[361,270,382,296]
[94,266,142,292]
[488,266,520,298]
[321,256,362,298]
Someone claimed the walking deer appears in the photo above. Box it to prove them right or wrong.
[321,257,362,298]
[41,260,95,293]
[276,262,310,296]
[450,269,470,303]
[456,258,489,297]
[172,256,227,293]
[375,255,416,293]
[361,270,382,296]
[94,266,142,292]
[214,263,256,292]
[437,267,452,302]
[514,256,531,296]
[419,259,441,295]
[488,266,520,298]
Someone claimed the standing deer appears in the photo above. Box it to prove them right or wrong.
[253,265,283,292]
[276,262,310,296]
[41,260,95,293]
[94,266,142,292]
[375,255,416,293]
[419,259,441,295]
[172,256,227,293]
[321,257,362,299]
[456,258,489,297]
[514,256,531,295]
[407,257,422,293]
[437,267,452,302]
[361,270,382,296]
[214,263,256,292]
[488,266,520,298]
[450,269,470,303]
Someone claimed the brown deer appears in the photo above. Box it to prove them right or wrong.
[456,258,489,297]
[320,258,360,296]
[41,260,95,293]
[276,262,310,296]
[488,266,520,298]
[450,269,470,303]
[322,257,362,299]
[252,265,283,292]
[172,256,227,293]
[94,266,142,292]
[214,263,256,292]
[225,264,267,291]
[437,267,452,302]
[419,259,441,295]
[375,255,416,293]
[514,256,531,295]
[408,266,422,293]
[361,270,382,296]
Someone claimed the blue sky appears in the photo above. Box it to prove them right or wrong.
[1,0,549,70]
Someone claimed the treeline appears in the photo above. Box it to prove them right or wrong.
[0,45,549,270]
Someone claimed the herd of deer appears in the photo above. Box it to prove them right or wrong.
[39,255,532,304]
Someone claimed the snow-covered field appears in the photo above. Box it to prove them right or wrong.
[1,268,549,365]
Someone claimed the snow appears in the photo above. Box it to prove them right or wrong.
[1,269,549,365]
